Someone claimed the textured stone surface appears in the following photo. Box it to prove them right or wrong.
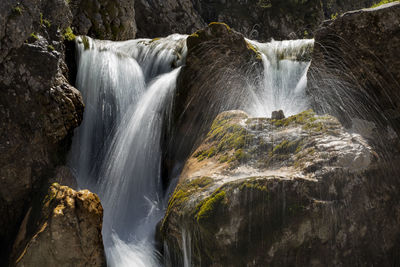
[0,0,136,261]
[70,0,136,40]
[135,0,205,38]
[11,184,105,267]
[163,22,263,181]
[307,3,400,134]
[134,0,379,40]
[160,110,400,266]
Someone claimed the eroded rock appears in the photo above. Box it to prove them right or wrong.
[307,3,400,135]
[160,110,400,266]
[163,22,263,181]
[11,183,105,267]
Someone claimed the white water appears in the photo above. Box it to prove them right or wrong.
[69,34,313,266]
[247,39,314,117]
[70,35,186,266]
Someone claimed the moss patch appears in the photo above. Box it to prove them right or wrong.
[63,27,76,41]
[195,190,226,224]
[208,22,231,31]
[272,109,316,127]
[371,0,399,8]
[81,36,90,50]
[163,177,214,228]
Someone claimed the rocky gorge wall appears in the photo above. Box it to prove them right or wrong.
[0,0,136,265]
[1,0,399,266]
[135,0,380,40]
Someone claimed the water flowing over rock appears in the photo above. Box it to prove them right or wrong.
[160,110,400,266]
[307,2,400,135]
[11,183,105,267]
[69,34,188,266]
[163,22,263,180]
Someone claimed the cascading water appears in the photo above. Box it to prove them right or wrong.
[247,39,314,117]
[69,34,314,266]
[69,35,187,266]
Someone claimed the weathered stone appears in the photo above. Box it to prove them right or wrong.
[307,3,400,135]
[271,110,285,120]
[69,0,136,40]
[160,110,400,266]
[11,184,106,267]
[162,22,263,182]
[135,0,205,38]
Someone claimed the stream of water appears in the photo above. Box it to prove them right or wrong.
[69,35,313,266]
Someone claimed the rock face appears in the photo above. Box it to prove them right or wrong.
[160,110,400,266]
[70,0,136,40]
[163,22,263,181]
[321,0,378,17]
[135,0,205,38]
[307,3,400,133]
[0,0,134,262]
[133,0,379,40]
[193,0,324,40]
[11,183,106,267]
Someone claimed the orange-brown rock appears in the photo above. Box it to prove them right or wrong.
[11,183,106,267]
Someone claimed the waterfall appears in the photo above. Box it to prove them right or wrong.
[247,39,314,117]
[69,35,186,266]
[69,34,314,266]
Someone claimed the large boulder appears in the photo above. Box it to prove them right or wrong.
[307,3,400,134]
[11,183,106,267]
[160,110,400,266]
[162,22,263,181]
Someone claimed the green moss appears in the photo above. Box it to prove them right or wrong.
[13,6,23,15]
[330,12,339,20]
[272,139,302,155]
[303,121,325,132]
[257,0,272,8]
[208,22,231,31]
[239,180,268,192]
[150,37,161,42]
[63,27,76,41]
[234,149,249,162]
[165,177,214,217]
[47,45,55,51]
[30,32,39,40]
[196,190,226,224]
[40,13,51,28]
[246,41,262,60]
[371,0,399,8]
[81,36,90,50]
[219,154,229,163]
[272,109,317,128]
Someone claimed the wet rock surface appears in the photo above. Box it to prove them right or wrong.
[11,183,105,267]
[0,0,134,262]
[160,110,400,266]
[307,3,400,134]
[135,0,205,38]
[69,0,136,40]
[163,22,263,181]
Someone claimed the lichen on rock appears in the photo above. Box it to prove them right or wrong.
[160,109,400,266]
